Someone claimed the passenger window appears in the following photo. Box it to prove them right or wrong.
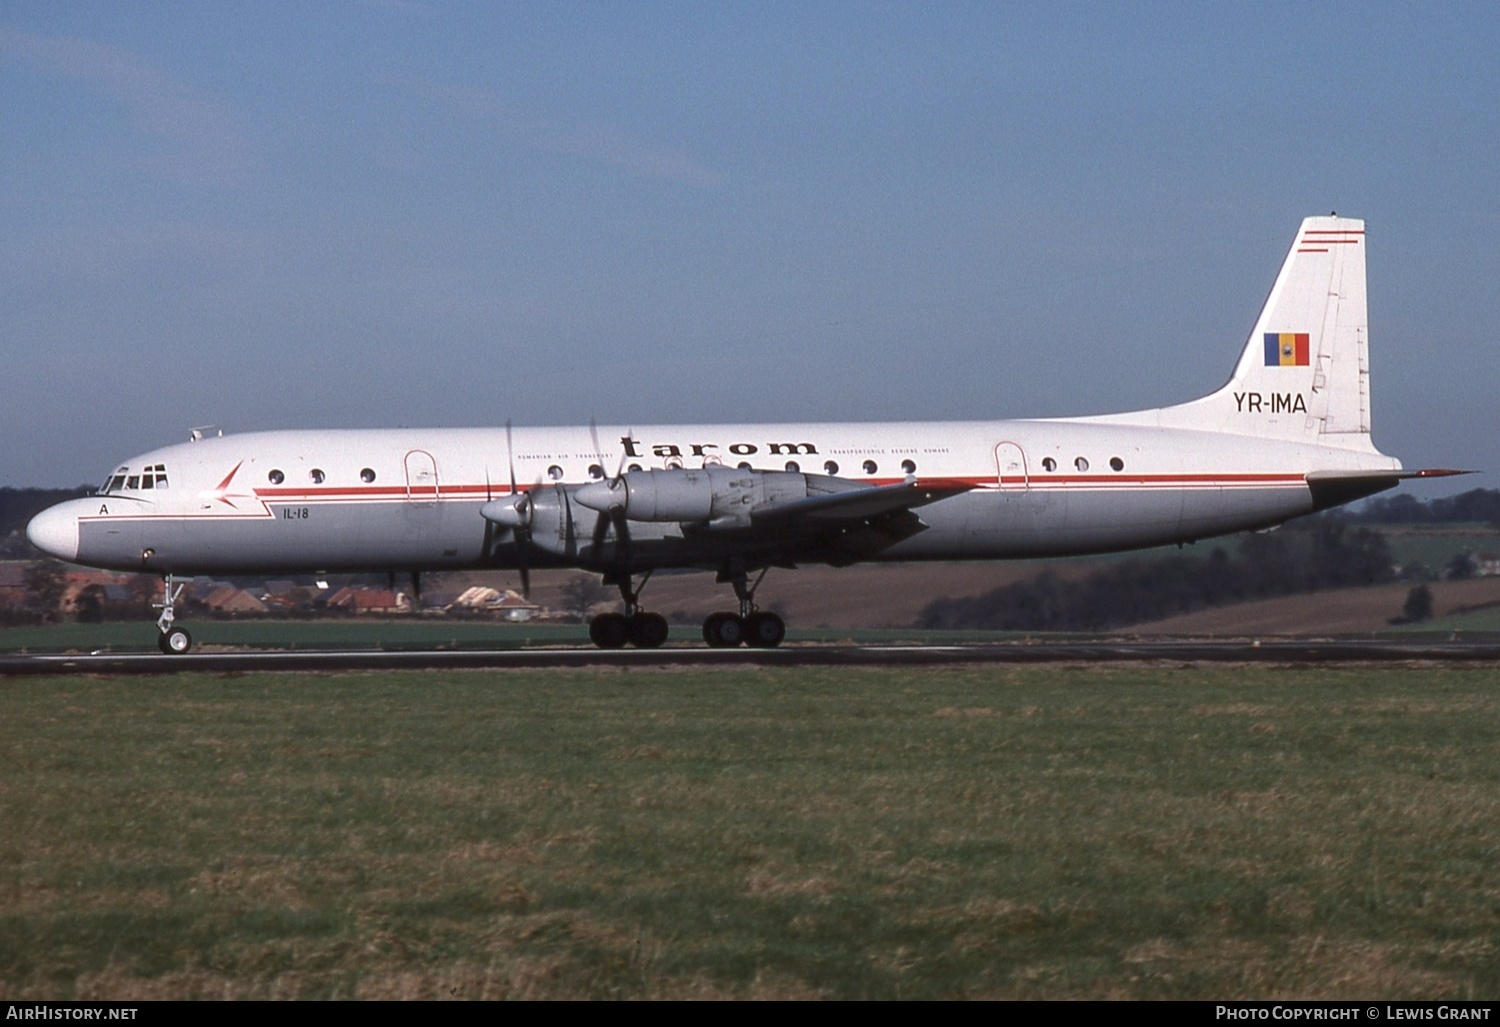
[1042,458,1056,472]
[588,464,604,480]
[1110,457,1124,472]
[547,465,564,480]
[361,468,376,483]
[784,461,800,472]
[268,469,285,485]
[310,469,325,484]
[737,462,752,470]
[862,460,878,475]
[824,460,839,475]
[1075,457,1089,472]
[629,463,643,473]
[901,459,916,475]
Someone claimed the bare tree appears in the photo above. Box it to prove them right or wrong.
[559,575,611,622]
[24,560,68,624]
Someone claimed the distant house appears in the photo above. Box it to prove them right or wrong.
[446,585,539,620]
[1447,552,1500,579]
[451,586,502,609]
[326,587,410,614]
[261,593,302,614]
[202,586,270,615]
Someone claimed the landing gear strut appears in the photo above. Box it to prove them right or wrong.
[702,565,785,648]
[588,571,669,650]
[154,574,192,654]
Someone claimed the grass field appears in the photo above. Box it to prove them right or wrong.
[1378,525,1500,576]
[3,665,1499,999]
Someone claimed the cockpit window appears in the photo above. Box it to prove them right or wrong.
[100,464,168,493]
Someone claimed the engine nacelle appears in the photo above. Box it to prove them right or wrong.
[574,466,812,525]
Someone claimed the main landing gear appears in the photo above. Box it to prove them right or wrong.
[702,566,785,649]
[588,572,670,650]
[583,566,787,650]
[154,574,192,654]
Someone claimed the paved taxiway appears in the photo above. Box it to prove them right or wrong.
[3,639,1499,676]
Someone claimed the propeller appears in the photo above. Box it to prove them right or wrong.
[479,419,537,596]
[587,419,633,576]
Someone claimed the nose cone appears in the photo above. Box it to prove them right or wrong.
[574,480,625,513]
[480,496,530,527]
[26,503,80,562]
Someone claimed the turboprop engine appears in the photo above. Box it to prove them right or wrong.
[574,466,851,530]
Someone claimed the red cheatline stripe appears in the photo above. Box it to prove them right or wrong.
[80,474,1313,519]
[1298,248,1329,253]
[248,472,1307,501]
[1303,229,1365,235]
[92,473,1318,515]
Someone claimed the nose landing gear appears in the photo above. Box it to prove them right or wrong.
[154,574,192,654]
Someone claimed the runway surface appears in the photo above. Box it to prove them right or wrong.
[4,639,1500,675]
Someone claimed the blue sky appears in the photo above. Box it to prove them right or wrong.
[2,2,1496,491]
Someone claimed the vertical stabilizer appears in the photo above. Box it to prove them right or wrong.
[1110,216,1378,450]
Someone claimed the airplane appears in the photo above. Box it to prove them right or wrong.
[26,215,1461,653]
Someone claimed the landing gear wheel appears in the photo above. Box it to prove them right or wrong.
[589,612,630,649]
[158,627,192,654]
[627,612,669,649]
[743,611,786,648]
[702,612,745,648]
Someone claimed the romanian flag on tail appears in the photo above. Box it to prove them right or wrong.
[1264,332,1310,367]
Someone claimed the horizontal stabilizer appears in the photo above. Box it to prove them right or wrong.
[1304,468,1474,511]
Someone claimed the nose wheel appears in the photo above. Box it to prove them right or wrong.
[158,626,193,654]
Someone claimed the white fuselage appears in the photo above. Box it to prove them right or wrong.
[27,417,1400,577]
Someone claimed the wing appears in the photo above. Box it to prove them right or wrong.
[749,478,973,525]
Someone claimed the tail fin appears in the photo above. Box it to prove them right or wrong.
[1107,215,1379,451]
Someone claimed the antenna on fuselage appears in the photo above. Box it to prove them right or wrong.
[188,426,223,442]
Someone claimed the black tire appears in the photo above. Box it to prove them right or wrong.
[589,612,630,649]
[744,611,786,648]
[158,627,192,654]
[628,612,669,649]
[702,612,744,648]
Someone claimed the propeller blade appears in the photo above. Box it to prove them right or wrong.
[505,419,535,597]
[505,419,519,498]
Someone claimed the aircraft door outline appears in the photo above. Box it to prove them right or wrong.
[405,450,439,505]
[994,442,1028,490]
